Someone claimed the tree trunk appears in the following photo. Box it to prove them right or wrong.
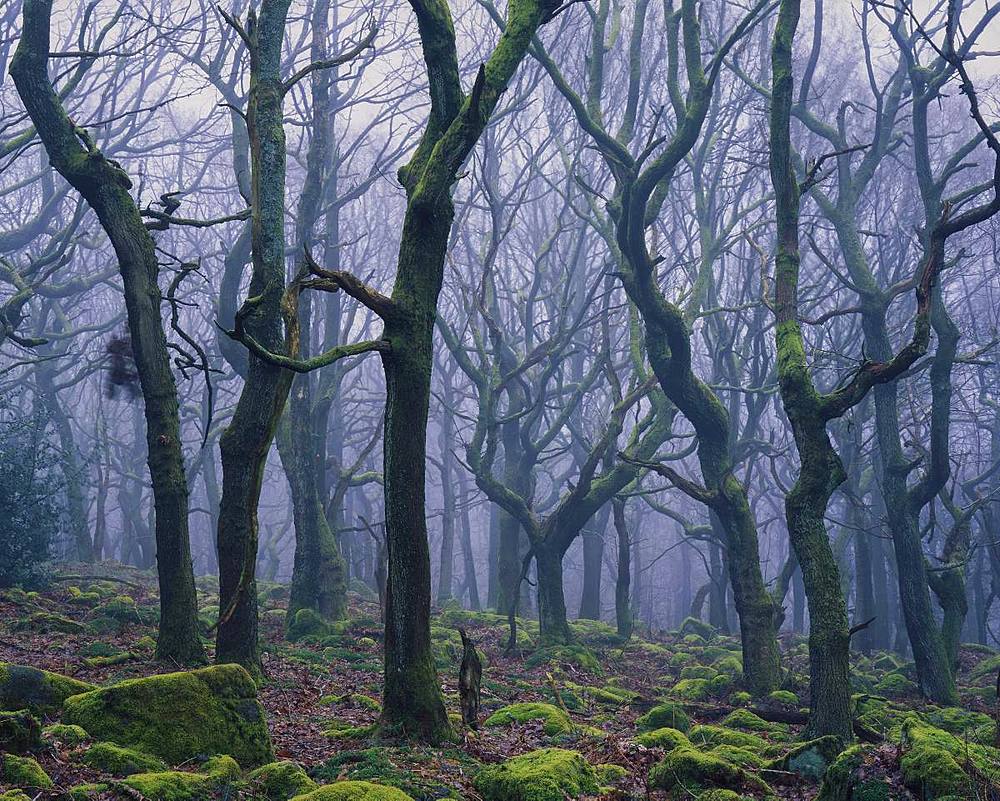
[217,0,296,676]
[535,542,572,646]
[10,0,204,663]
[613,498,632,639]
[578,504,610,620]
[436,376,457,604]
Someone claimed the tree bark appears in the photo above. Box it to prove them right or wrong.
[11,0,203,663]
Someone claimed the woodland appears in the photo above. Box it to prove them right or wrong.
[1,0,1000,798]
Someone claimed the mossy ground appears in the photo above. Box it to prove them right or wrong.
[2,565,1000,799]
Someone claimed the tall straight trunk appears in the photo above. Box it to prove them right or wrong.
[280,0,347,627]
[578,504,610,620]
[379,202,452,739]
[613,497,632,639]
[496,417,528,615]
[853,525,876,654]
[10,0,204,663]
[36,363,93,561]
[436,377,457,604]
[457,471,481,610]
[487,499,500,609]
[217,0,296,675]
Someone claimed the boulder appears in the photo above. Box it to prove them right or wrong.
[0,662,96,714]
[63,664,273,767]
[474,748,600,801]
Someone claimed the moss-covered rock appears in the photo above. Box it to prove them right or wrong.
[875,672,917,698]
[287,608,333,641]
[678,617,717,640]
[595,763,628,785]
[245,761,319,800]
[82,741,168,776]
[1,754,53,788]
[525,645,601,674]
[696,791,743,801]
[767,689,798,706]
[0,709,42,753]
[649,746,748,792]
[288,782,415,800]
[815,746,892,801]
[0,662,96,714]
[0,791,32,801]
[669,678,711,701]
[688,725,767,753]
[484,702,573,736]
[63,664,273,767]
[67,784,110,800]
[899,716,981,799]
[635,727,691,750]
[474,748,600,801]
[44,722,89,745]
[13,611,85,634]
[721,709,783,734]
[636,701,691,733]
[120,755,241,801]
[680,665,719,681]
[765,736,844,779]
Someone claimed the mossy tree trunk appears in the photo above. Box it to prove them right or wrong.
[613,497,633,639]
[279,0,348,628]
[217,1,298,676]
[11,0,203,664]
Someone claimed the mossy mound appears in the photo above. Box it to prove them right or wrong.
[484,702,573,736]
[474,747,600,801]
[678,617,717,640]
[635,726,691,750]
[688,725,767,752]
[63,664,273,767]
[899,716,987,799]
[875,672,918,698]
[245,761,318,800]
[44,722,89,745]
[0,662,96,714]
[669,678,712,700]
[767,689,798,706]
[1,754,53,788]
[82,741,168,776]
[636,701,691,733]
[815,746,892,801]
[0,791,32,801]
[765,736,844,780]
[525,645,601,674]
[13,611,85,634]
[649,746,750,792]
[921,706,995,744]
[721,709,784,735]
[120,756,241,801]
[0,709,42,753]
[288,782,415,800]
[287,608,334,641]
[67,783,110,799]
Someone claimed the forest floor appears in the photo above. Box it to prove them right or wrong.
[1,564,999,800]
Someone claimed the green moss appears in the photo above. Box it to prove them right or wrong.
[967,653,1000,682]
[0,710,42,753]
[678,617,717,640]
[688,725,767,752]
[709,745,763,769]
[875,672,917,697]
[729,691,752,706]
[287,608,333,641]
[474,747,600,801]
[245,761,318,800]
[816,746,864,801]
[767,689,798,705]
[713,656,743,676]
[899,716,991,797]
[721,709,783,734]
[82,741,168,776]
[525,645,601,674]
[765,736,844,779]
[63,664,273,767]
[120,755,241,801]
[680,665,719,680]
[648,746,747,792]
[635,727,691,750]
[669,678,711,700]
[921,706,995,744]
[484,702,572,736]
[323,719,376,740]
[569,619,622,646]
[13,611,85,633]
[1,754,53,788]
[636,702,691,733]
[68,784,110,800]
[0,791,32,801]
[696,791,743,801]
[44,722,88,745]
[288,782,415,800]
[595,763,627,784]
[669,652,695,667]
[0,662,96,714]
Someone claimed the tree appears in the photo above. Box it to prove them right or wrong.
[11,0,204,663]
